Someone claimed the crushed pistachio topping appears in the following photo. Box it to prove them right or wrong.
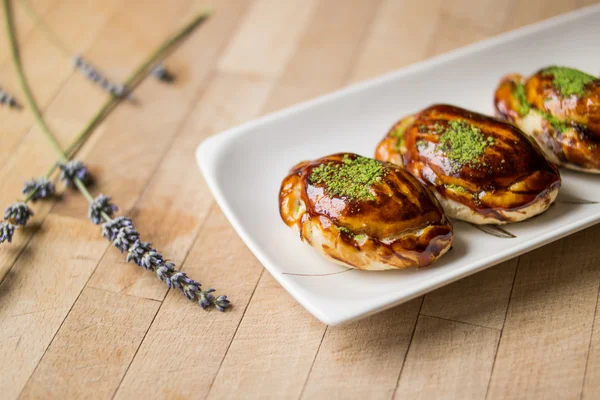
[513,82,531,116]
[310,155,385,201]
[542,66,596,97]
[390,117,414,149]
[339,226,353,236]
[446,184,466,193]
[437,120,493,170]
[416,139,428,149]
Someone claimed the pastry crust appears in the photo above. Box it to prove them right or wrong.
[279,153,453,270]
[494,68,600,173]
[375,104,561,225]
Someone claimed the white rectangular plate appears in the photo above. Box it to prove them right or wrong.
[197,5,600,325]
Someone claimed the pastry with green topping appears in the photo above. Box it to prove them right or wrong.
[279,153,453,270]
[375,104,561,225]
[494,66,600,173]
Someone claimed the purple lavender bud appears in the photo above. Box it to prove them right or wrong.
[22,177,55,201]
[126,240,153,266]
[214,295,230,312]
[0,221,16,243]
[57,160,90,187]
[4,202,34,226]
[88,194,118,224]
[101,216,133,241]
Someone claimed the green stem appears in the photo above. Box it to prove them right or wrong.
[4,0,67,163]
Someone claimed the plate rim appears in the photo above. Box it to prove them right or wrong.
[196,4,600,325]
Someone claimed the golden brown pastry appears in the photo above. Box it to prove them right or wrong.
[494,66,600,173]
[375,104,561,225]
[278,153,453,270]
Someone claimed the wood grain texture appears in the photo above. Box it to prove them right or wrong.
[395,315,500,399]
[421,260,517,329]
[218,0,319,80]
[487,226,600,399]
[0,0,598,398]
[582,289,600,399]
[0,215,106,399]
[301,299,421,399]
[115,209,266,399]
[20,287,160,399]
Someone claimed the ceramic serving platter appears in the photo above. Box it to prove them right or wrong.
[196,5,600,325]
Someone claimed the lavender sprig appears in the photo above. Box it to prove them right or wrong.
[0,221,15,243]
[22,177,55,201]
[101,218,230,311]
[4,202,34,226]
[73,55,128,98]
[0,86,19,109]
[88,194,117,224]
[57,160,90,187]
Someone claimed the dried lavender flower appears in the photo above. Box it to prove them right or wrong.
[57,160,90,187]
[214,295,231,312]
[22,177,55,201]
[73,55,129,98]
[126,240,154,266]
[0,87,20,109]
[4,202,34,226]
[88,194,118,224]
[102,217,229,311]
[0,221,16,243]
[112,226,140,253]
[151,63,174,82]
[101,216,133,240]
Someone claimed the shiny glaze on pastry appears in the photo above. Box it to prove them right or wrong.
[494,66,600,173]
[279,153,453,270]
[375,104,561,224]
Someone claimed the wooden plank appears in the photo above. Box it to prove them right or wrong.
[0,0,123,167]
[0,214,106,399]
[301,299,421,399]
[426,13,491,55]
[421,260,517,329]
[207,273,325,400]
[394,315,500,399]
[440,0,513,33]
[218,0,319,80]
[487,226,600,399]
[261,0,381,112]
[87,69,271,300]
[114,208,265,399]
[20,287,160,399]
[502,0,581,30]
[0,0,59,65]
[350,0,443,82]
[582,290,600,398]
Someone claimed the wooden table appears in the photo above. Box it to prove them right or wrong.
[1,0,599,398]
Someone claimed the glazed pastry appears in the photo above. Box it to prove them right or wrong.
[495,66,600,173]
[375,104,561,225]
[278,153,453,270]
